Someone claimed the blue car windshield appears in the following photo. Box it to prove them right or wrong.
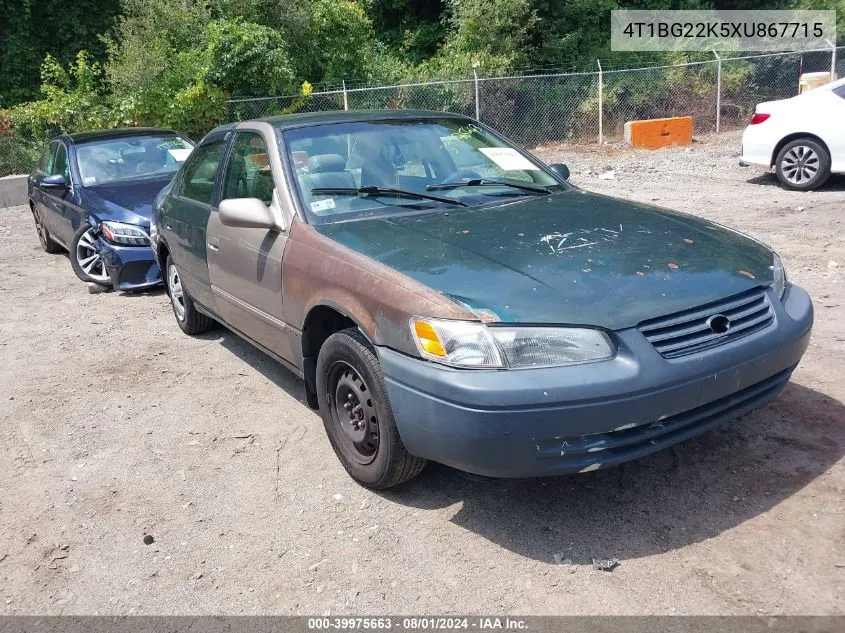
[76,135,194,185]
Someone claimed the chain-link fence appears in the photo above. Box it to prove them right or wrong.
[227,46,843,148]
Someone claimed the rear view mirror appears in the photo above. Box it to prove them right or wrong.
[547,163,570,181]
[219,198,276,229]
[42,174,67,189]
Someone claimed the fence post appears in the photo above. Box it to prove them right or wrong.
[828,40,837,80]
[713,51,722,134]
[597,59,603,144]
[342,81,349,111]
[473,67,480,121]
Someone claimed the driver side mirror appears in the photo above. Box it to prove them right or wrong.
[42,174,68,189]
[547,163,570,181]
[219,197,276,229]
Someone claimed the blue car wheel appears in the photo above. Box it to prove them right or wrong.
[70,222,111,287]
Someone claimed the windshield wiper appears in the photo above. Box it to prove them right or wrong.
[426,179,551,194]
[311,186,468,207]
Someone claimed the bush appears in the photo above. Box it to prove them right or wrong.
[10,51,110,143]
[204,19,297,97]
[0,111,41,175]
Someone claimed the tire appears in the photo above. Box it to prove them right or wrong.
[30,204,62,254]
[165,255,213,335]
[70,222,111,286]
[316,328,426,489]
[775,138,831,191]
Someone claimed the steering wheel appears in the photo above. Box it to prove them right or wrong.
[441,169,482,184]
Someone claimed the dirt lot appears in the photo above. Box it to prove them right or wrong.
[0,130,843,615]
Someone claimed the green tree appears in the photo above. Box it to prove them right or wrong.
[0,0,121,107]
[307,0,381,84]
[444,0,538,66]
[204,19,297,96]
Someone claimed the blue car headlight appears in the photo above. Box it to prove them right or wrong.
[100,221,150,246]
[771,253,787,299]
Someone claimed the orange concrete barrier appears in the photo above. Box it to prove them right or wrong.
[624,116,693,149]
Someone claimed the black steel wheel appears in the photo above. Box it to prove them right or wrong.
[329,361,380,465]
[316,328,426,489]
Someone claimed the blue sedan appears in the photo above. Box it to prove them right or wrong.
[27,128,194,290]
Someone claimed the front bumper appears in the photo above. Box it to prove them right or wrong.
[96,238,162,291]
[378,285,812,478]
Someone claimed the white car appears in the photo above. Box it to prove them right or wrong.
[740,77,845,191]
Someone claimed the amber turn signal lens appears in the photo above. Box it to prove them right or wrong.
[413,320,447,357]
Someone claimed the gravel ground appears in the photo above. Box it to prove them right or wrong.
[0,130,843,615]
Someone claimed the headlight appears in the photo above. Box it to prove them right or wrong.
[149,215,158,242]
[410,318,614,369]
[100,221,150,246]
[771,252,787,299]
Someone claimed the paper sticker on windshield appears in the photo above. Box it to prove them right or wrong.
[167,148,192,162]
[478,147,538,171]
[310,198,336,213]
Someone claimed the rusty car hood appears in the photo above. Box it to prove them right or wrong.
[313,191,774,329]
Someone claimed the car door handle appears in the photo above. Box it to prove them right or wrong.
[207,236,220,252]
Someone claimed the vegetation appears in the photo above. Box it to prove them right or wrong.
[0,0,841,174]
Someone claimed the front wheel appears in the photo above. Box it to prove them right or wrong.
[165,255,213,335]
[775,138,831,191]
[316,328,426,489]
[70,222,111,286]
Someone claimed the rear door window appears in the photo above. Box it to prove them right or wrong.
[179,140,227,205]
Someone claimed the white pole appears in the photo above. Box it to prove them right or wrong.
[713,51,722,134]
[597,59,603,144]
[342,80,349,111]
[828,40,837,80]
[473,68,480,121]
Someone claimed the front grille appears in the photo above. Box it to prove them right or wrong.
[639,288,774,358]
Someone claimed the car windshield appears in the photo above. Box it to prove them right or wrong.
[281,118,566,224]
[76,135,195,185]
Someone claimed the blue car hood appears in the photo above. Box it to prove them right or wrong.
[81,174,174,227]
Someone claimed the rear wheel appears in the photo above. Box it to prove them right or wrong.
[316,328,426,489]
[165,255,213,335]
[775,138,831,191]
[31,204,61,254]
[70,222,111,286]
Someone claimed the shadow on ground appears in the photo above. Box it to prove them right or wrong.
[200,326,309,406]
[190,325,844,565]
[747,172,845,191]
[382,381,845,564]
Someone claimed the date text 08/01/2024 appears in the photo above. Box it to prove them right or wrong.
[307,617,528,630]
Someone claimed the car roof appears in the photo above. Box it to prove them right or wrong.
[64,127,182,144]
[209,109,472,136]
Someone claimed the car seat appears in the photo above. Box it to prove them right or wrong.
[306,154,356,191]
[136,141,164,175]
